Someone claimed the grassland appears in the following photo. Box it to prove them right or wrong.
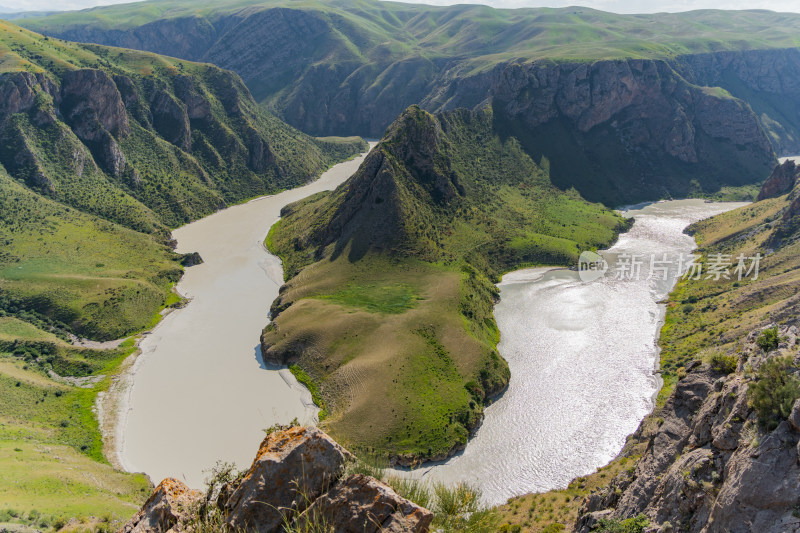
[21,1,800,65]
[0,20,366,528]
[264,106,628,463]
[657,192,800,403]
[0,325,151,531]
[0,166,180,342]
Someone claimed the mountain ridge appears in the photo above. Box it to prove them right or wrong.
[19,0,800,205]
[263,104,629,463]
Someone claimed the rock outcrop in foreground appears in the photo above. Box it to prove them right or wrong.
[121,426,433,533]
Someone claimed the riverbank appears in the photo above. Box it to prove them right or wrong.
[108,145,374,487]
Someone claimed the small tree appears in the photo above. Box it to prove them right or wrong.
[756,327,780,352]
[748,356,800,430]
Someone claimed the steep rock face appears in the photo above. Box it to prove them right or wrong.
[675,48,800,155]
[577,326,800,533]
[757,159,800,200]
[58,69,130,176]
[0,71,58,120]
[60,69,130,138]
[145,82,191,151]
[423,58,776,204]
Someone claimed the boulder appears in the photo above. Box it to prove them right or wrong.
[225,426,352,532]
[295,474,433,533]
[120,478,202,533]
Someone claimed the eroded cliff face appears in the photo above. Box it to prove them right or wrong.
[423,58,777,204]
[674,48,800,155]
[576,327,800,533]
[26,7,800,204]
[0,36,364,232]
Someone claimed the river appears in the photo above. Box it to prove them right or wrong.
[118,144,375,488]
[404,199,748,505]
[119,167,745,498]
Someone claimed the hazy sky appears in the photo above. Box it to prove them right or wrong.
[7,0,800,14]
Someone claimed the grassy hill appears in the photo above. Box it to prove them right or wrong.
[657,166,800,402]
[263,105,629,463]
[0,20,365,528]
[0,20,365,341]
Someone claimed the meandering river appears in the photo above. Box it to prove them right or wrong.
[119,145,375,487]
[406,199,747,505]
[120,162,745,500]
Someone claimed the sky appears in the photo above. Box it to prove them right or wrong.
[6,0,800,14]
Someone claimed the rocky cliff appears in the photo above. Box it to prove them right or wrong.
[424,57,777,204]
[673,48,800,156]
[757,159,800,200]
[577,327,800,533]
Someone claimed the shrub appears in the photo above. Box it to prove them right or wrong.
[430,482,499,532]
[542,524,565,533]
[756,327,780,352]
[385,475,432,510]
[710,353,737,374]
[748,356,800,430]
[594,514,649,533]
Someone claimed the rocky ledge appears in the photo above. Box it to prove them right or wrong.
[121,426,433,533]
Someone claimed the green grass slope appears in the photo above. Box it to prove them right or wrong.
[0,21,365,526]
[658,168,800,402]
[263,105,628,463]
[0,166,180,341]
[0,332,152,531]
[0,20,365,341]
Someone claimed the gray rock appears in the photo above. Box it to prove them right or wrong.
[120,478,202,533]
[225,426,352,532]
[295,474,433,533]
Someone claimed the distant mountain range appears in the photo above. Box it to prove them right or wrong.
[19,0,800,204]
